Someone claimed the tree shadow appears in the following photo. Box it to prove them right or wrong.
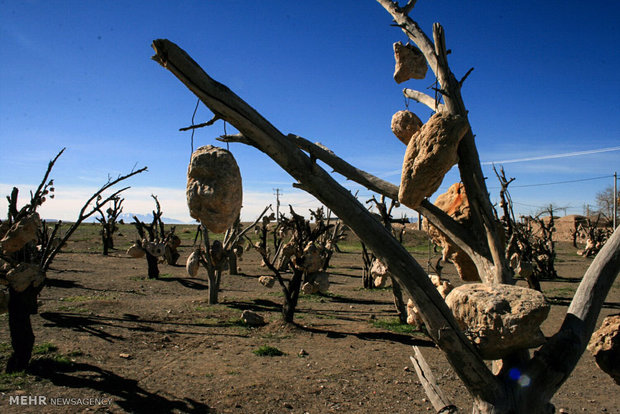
[158,277,209,290]
[226,299,282,313]
[28,359,212,413]
[296,324,434,347]
[39,312,126,343]
[39,311,249,339]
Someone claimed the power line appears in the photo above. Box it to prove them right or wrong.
[508,174,612,188]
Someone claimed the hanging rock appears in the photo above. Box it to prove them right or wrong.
[588,315,620,385]
[186,249,201,277]
[187,145,242,233]
[445,283,550,360]
[391,110,423,145]
[370,259,390,288]
[126,243,145,258]
[399,113,469,209]
[6,263,45,293]
[1,213,41,254]
[209,240,226,267]
[406,298,423,327]
[241,310,265,327]
[302,243,322,274]
[425,183,480,281]
[393,41,427,83]
[258,275,276,288]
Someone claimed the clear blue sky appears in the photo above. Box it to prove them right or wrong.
[1,0,619,222]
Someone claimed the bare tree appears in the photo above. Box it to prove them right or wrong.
[151,2,620,411]
[96,196,123,256]
[595,185,619,221]
[131,195,180,279]
[0,149,146,372]
[192,207,270,304]
[250,206,332,322]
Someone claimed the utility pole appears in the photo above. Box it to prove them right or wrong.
[614,171,618,229]
[273,188,282,220]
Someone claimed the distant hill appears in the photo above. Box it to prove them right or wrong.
[116,213,189,225]
[76,213,189,225]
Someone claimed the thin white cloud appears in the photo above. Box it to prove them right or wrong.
[481,146,620,165]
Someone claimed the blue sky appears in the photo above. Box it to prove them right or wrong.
[1,0,618,222]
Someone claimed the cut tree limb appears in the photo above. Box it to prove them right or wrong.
[410,346,458,413]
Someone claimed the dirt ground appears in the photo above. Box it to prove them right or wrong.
[0,223,618,413]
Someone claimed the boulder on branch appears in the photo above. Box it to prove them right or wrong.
[186,248,201,277]
[393,41,427,83]
[399,113,469,209]
[587,314,620,385]
[445,283,550,360]
[6,263,45,293]
[127,243,145,258]
[391,110,422,145]
[370,258,390,288]
[186,145,242,233]
[425,183,480,281]
[0,213,41,254]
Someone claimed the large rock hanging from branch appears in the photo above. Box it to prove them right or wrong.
[6,263,45,293]
[425,183,480,281]
[393,41,427,83]
[391,110,422,145]
[399,113,469,209]
[445,283,550,360]
[187,145,242,233]
[0,213,41,254]
[587,315,620,385]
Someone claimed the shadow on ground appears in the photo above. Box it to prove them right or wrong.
[29,359,212,413]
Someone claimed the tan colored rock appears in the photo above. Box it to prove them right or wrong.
[393,41,427,83]
[445,283,550,360]
[302,282,319,295]
[391,110,422,145]
[241,310,265,327]
[126,243,145,258]
[6,263,44,292]
[425,183,480,282]
[406,298,423,326]
[186,249,201,277]
[209,240,226,267]
[258,275,276,288]
[1,213,41,254]
[187,145,242,233]
[301,243,322,274]
[399,113,469,209]
[371,259,390,288]
[587,315,620,384]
